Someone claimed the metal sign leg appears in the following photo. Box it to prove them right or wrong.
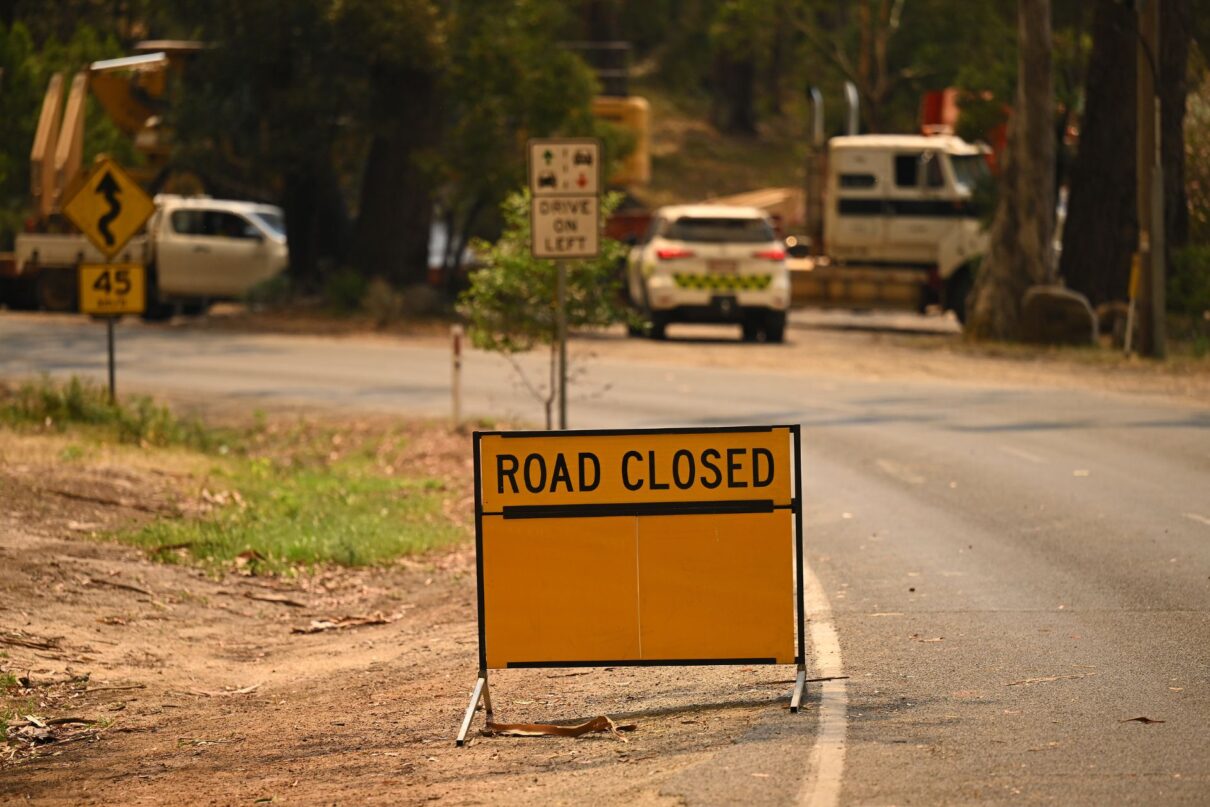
[106,317,116,404]
[455,672,492,747]
[789,663,807,713]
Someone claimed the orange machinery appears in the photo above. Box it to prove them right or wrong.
[29,40,202,222]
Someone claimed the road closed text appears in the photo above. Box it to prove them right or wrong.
[479,430,793,507]
[495,447,777,495]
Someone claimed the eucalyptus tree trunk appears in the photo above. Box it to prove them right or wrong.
[1059,0,1136,306]
[1160,0,1193,264]
[967,0,1054,340]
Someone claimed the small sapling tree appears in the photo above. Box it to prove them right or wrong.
[457,189,629,429]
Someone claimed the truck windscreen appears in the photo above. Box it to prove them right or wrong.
[251,211,287,239]
[950,155,989,191]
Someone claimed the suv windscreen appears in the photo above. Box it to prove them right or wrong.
[661,216,774,243]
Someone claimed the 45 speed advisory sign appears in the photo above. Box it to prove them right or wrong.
[79,263,146,316]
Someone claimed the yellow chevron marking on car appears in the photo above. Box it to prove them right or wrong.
[672,273,773,291]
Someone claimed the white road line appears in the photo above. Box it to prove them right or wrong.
[797,561,847,807]
[998,445,1045,464]
[1183,512,1210,527]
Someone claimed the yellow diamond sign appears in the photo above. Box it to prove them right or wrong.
[62,158,155,259]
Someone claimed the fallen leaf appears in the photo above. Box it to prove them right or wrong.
[291,613,398,634]
[1120,716,1165,724]
[244,593,306,608]
[481,715,636,741]
[909,634,944,643]
[1007,673,1096,687]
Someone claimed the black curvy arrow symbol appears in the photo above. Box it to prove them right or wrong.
[95,170,122,247]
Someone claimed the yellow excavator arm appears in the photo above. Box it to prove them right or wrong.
[28,41,201,221]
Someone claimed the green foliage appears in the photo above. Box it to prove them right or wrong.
[0,377,224,451]
[458,189,629,355]
[434,2,600,269]
[126,456,461,571]
[0,21,132,249]
[243,273,294,309]
[1170,246,1210,317]
[323,268,369,315]
[1187,72,1210,244]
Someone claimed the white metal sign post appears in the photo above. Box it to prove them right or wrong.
[528,138,602,430]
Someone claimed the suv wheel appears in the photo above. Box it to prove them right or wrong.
[763,310,787,343]
[649,312,669,340]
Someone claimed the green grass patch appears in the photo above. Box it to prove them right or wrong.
[125,453,462,572]
[0,376,234,452]
[2,377,468,572]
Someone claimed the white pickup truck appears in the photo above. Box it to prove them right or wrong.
[1,195,288,316]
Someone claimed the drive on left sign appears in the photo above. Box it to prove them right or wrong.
[62,158,155,258]
[531,195,599,258]
[528,138,601,259]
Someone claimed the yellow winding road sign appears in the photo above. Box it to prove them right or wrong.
[62,158,155,258]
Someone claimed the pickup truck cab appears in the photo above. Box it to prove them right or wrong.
[2,194,287,315]
[147,195,288,307]
[626,204,791,341]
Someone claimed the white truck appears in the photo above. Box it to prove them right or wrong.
[795,134,991,323]
[624,204,791,342]
[1,194,288,317]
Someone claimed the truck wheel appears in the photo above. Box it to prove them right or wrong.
[0,277,37,311]
[649,312,668,340]
[741,320,761,342]
[36,268,76,312]
[763,310,787,343]
[946,269,973,325]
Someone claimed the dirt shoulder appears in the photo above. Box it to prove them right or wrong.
[0,427,808,806]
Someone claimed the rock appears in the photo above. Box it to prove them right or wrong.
[1020,285,1097,346]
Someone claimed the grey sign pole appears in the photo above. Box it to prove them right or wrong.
[556,261,568,430]
[106,316,116,404]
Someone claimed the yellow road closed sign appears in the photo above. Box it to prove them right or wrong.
[79,263,146,316]
[457,425,807,745]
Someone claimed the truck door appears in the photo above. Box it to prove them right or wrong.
[157,209,266,297]
[155,208,208,296]
[885,151,950,263]
[826,147,885,260]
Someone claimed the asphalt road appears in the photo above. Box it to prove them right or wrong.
[2,312,1208,805]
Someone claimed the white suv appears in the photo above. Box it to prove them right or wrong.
[626,205,790,341]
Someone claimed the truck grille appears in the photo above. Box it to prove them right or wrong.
[673,273,773,291]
